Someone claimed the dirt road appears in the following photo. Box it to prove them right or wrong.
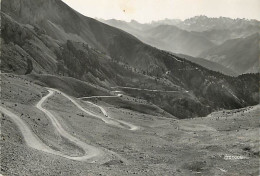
[111,86,179,92]
[86,101,139,131]
[56,87,139,131]
[0,90,103,162]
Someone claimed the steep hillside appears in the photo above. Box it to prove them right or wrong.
[200,33,260,74]
[1,0,258,119]
[2,0,154,67]
[1,13,58,75]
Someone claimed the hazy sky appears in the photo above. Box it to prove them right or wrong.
[62,0,260,23]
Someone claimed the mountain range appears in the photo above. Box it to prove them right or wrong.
[1,0,258,119]
[100,19,217,57]
[101,17,259,75]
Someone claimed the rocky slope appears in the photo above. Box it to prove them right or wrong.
[2,74,259,175]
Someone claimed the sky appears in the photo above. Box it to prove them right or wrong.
[62,0,260,23]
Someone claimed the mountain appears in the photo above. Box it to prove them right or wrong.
[142,25,216,56]
[1,0,258,119]
[101,17,259,74]
[98,19,148,33]
[175,16,260,44]
[102,16,260,46]
[98,19,148,43]
[178,15,260,32]
[199,33,260,74]
[151,18,182,26]
[102,20,216,57]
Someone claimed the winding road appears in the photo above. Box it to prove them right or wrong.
[0,87,139,162]
[51,88,139,130]
[36,89,103,161]
[0,90,104,162]
[85,101,139,131]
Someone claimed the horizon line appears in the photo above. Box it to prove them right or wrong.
[95,15,260,24]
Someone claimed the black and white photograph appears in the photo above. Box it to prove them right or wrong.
[0,0,259,175]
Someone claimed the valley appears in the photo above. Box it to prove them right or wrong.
[1,73,259,175]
